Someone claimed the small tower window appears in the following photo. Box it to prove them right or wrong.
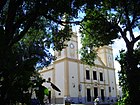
[58,51,61,56]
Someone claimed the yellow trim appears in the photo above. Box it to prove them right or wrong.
[96,56,106,66]
[80,81,109,86]
[52,61,56,97]
[103,47,107,67]
[78,58,81,96]
[83,64,86,100]
[55,57,115,70]
[39,68,54,73]
[64,58,69,96]
[103,68,107,97]
[107,68,111,97]
[114,69,118,97]
[55,57,80,63]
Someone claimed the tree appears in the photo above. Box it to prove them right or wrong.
[79,1,140,105]
[116,50,130,105]
[116,42,140,105]
[0,0,83,104]
[0,27,54,104]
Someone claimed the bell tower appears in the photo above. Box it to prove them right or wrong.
[97,45,114,68]
[67,32,78,59]
[54,31,79,60]
[53,28,79,99]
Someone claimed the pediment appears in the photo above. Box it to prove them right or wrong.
[94,56,105,66]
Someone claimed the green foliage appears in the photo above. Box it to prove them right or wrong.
[51,24,73,51]
[0,0,84,104]
[80,0,140,64]
[80,9,119,47]
[79,1,140,105]
[80,46,97,66]
[116,43,140,105]
[0,0,140,104]
[116,50,130,105]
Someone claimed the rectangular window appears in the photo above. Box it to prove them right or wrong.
[101,89,105,101]
[94,87,98,98]
[100,72,103,81]
[109,87,111,92]
[93,71,97,80]
[87,88,91,102]
[86,70,90,80]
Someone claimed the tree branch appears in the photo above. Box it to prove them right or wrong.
[9,16,37,47]
[133,35,140,44]
[5,0,17,34]
[5,0,23,45]
[0,0,8,12]
[9,3,42,46]
[131,12,137,27]
[44,14,82,25]
[117,25,130,45]
[124,3,135,40]
[13,10,37,35]
[117,12,123,24]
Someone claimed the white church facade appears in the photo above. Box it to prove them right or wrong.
[39,32,117,104]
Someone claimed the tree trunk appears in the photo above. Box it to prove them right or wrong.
[126,47,140,105]
[0,49,10,105]
[127,69,140,105]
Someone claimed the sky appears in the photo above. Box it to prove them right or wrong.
[112,38,126,83]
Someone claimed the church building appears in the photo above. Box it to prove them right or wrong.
[39,31,117,104]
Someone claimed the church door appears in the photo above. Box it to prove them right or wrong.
[87,88,91,102]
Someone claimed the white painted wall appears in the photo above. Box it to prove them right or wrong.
[61,49,66,58]
[41,70,53,89]
[79,64,85,97]
[55,62,65,97]
[104,69,109,85]
[108,70,117,97]
[105,86,109,97]
[68,61,79,97]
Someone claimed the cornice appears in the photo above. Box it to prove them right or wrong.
[39,68,54,73]
[40,57,115,72]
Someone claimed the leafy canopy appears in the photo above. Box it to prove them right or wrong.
[0,0,84,104]
[116,42,140,105]
[79,0,140,65]
[79,1,140,104]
